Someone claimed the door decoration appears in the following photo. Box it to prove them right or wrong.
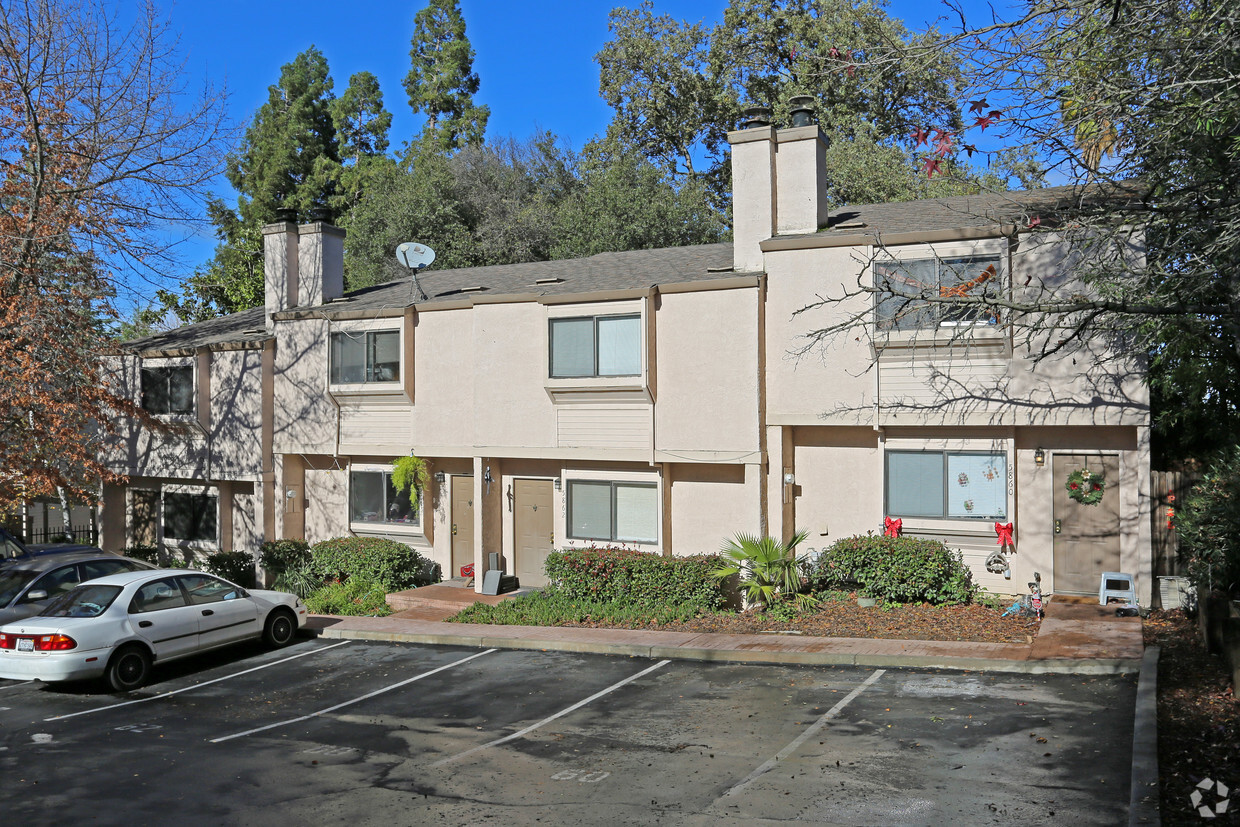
[1065,467,1106,505]
[986,522,1014,575]
[883,516,902,537]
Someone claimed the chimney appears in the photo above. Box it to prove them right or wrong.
[263,217,299,333]
[296,221,345,308]
[727,97,828,273]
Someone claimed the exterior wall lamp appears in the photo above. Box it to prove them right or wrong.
[783,470,795,486]
[434,471,446,484]
[1034,448,1046,467]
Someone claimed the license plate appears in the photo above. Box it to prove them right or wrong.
[16,638,33,652]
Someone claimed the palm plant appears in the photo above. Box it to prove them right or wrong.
[714,529,816,611]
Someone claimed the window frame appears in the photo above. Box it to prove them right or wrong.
[348,467,421,530]
[566,479,659,543]
[548,313,643,380]
[140,363,195,416]
[329,328,402,386]
[873,253,1004,332]
[884,450,1008,521]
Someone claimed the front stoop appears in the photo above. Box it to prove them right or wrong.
[386,582,535,615]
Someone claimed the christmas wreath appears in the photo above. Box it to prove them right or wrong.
[1066,468,1106,505]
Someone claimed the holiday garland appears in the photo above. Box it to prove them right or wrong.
[1066,467,1106,505]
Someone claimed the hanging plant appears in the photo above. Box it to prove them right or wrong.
[1066,467,1106,505]
[392,454,430,496]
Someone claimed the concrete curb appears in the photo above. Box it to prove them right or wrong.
[1130,646,1161,826]
[317,625,1143,675]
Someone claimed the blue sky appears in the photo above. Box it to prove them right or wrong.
[142,0,1003,305]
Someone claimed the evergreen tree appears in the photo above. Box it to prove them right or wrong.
[404,0,489,150]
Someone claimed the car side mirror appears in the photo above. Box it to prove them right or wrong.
[24,589,48,602]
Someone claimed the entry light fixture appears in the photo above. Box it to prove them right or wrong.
[783,470,795,486]
[285,488,296,500]
[554,478,562,491]
[1034,448,1046,468]
[434,471,446,484]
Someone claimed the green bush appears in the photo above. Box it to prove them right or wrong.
[273,563,323,599]
[122,545,193,568]
[543,547,725,610]
[122,545,160,565]
[307,536,435,591]
[714,530,815,609]
[450,590,711,626]
[203,551,257,588]
[807,534,977,605]
[305,579,392,616]
[259,539,310,576]
[1177,448,1240,597]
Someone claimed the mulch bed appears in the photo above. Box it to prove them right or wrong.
[1143,610,1240,825]
[569,599,1043,644]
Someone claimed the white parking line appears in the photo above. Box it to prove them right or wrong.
[433,658,671,767]
[211,648,499,743]
[45,641,353,722]
[723,667,886,797]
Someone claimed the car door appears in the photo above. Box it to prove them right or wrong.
[175,574,259,649]
[127,576,201,660]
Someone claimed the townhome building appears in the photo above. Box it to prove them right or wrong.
[99,110,1152,604]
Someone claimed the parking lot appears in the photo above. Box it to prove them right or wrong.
[0,635,1137,825]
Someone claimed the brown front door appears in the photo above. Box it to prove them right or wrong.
[450,476,474,579]
[513,479,554,587]
[131,489,158,547]
[1052,454,1121,594]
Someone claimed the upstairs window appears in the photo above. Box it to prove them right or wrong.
[141,365,193,415]
[550,314,641,378]
[350,470,419,527]
[885,451,1007,520]
[875,255,1002,331]
[331,330,400,384]
[567,480,658,543]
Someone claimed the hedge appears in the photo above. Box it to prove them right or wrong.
[259,539,310,577]
[203,551,257,588]
[805,534,977,605]
[544,547,724,609]
[307,536,435,591]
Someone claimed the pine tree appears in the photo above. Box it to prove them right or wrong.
[403,0,489,150]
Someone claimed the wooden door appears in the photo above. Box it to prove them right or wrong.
[450,476,474,579]
[1052,454,1122,594]
[513,479,554,587]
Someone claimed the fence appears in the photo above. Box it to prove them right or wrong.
[1151,469,1199,578]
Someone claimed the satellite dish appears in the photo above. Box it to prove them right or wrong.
[395,242,436,302]
[396,242,436,270]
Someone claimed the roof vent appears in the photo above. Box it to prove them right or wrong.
[834,220,867,230]
[740,105,772,130]
[534,277,564,285]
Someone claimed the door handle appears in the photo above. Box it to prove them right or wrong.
[1054,520,1062,534]
[201,609,214,616]
[138,620,153,628]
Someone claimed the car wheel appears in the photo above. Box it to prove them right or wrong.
[106,645,151,692]
[263,609,296,648]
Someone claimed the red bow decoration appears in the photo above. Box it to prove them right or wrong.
[994,522,1014,547]
[884,517,902,537]
[460,564,475,578]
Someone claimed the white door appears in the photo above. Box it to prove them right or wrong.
[176,573,260,649]
[128,576,200,659]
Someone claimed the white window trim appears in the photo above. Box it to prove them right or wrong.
[544,300,649,397]
[328,319,404,395]
[139,356,197,422]
[881,436,1013,530]
[560,467,661,550]
[871,240,1008,346]
[347,462,424,536]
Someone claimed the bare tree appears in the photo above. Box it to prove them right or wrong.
[0,0,231,512]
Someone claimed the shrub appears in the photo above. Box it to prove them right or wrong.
[122,545,160,565]
[714,530,815,609]
[808,534,977,605]
[259,539,310,577]
[544,547,725,610]
[1177,448,1240,597]
[122,545,192,568]
[307,536,435,591]
[305,579,392,616]
[203,551,257,588]
[273,563,323,599]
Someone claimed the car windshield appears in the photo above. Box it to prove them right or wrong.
[41,584,123,618]
[0,569,42,606]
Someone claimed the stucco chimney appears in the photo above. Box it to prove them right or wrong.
[263,219,299,333]
[296,221,345,308]
[727,99,828,273]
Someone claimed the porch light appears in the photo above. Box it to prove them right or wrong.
[1034,448,1046,467]
[434,471,445,484]
[554,478,561,491]
[783,471,795,486]
[285,488,297,500]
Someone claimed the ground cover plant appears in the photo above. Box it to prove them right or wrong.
[284,536,435,615]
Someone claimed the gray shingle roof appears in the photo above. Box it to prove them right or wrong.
[122,306,269,354]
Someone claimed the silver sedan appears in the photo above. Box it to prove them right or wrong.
[0,569,307,691]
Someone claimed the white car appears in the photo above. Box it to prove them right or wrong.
[0,569,308,691]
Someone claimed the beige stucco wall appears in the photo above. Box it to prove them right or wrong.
[210,350,264,478]
[654,288,760,459]
[272,317,336,455]
[303,464,349,545]
[666,462,761,557]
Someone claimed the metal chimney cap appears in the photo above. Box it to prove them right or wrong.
[740,105,772,129]
[788,95,816,128]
